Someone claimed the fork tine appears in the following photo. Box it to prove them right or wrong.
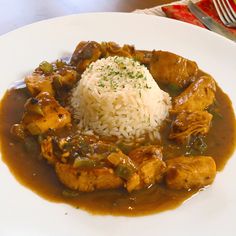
[221,0,236,22]
[225,0,236,19]
[213,0,228,25]
[213,0,236,27]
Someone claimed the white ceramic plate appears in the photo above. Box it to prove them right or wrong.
[0,13,235,236]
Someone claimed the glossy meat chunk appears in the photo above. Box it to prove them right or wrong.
[25,74,54,97]
[25,68,78,97]
[70,41,137,74]
[100,42,134,58]
[22,92,71,135]
[102,42,153,64]
[165,156,216,190]
[129,145,163,164]
[40,134,126,191]
[133,50,152,65]
[40,137,167,192]
[52,69,78,89]
[169,111,213,143]
[127,145,166,192]
[70,41,102,73]
[41,136,57,164]
[149,51,198,88]
[55,163,123,192]
[173,75,216,112]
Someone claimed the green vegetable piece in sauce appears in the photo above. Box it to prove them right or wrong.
[56,60,66,69]
[167,83,182,97]
[186,136,207,155]
[208,100,223,119]
[53,75,63,89]
[192,136,207,153]
[28,104,44,116]
[73,158,103,168]
[115,164,135,180]
[211,110,223,119]
[39,61,53,74]
[24,98,44,116]
[37,135,44,144]
[62,189,79,198]
[24,137,39,154]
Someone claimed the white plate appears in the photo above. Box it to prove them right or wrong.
[0,13,235,236]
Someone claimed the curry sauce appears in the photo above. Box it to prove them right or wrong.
[0,83,235,216]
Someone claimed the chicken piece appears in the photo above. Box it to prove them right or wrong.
[149,50,198,88]
[125,173,141,193]
[165,156,216,190]
[122,44,136,56]
[41,136,57,164]
[173,75,216,112]
[22,92,71,135]
[100,42,134,58]
[26,63,78,96]
[127,145,166,192]
[52,69,78,89]
[40,134,125,192]
[169,111,213,143]
[133,50,152,65]
[55,163,123,192]
[101,42,153,64]
[25,74,54,97]
[70,41,102,73]
[70,41,149,74]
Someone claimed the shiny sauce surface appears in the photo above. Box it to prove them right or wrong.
[0,80,235,216]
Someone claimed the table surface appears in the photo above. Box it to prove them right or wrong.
[1,0,174,35]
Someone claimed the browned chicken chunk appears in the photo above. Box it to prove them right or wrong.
[133,50,152,65]
[169,111,213,143]
[165,156,216,190]
[40,134,125,191]
[70,41,102,73]
[25,69,78,96]
[55,163,123,192]
[149,51,198,88]
[52,69,78,89]
[71,41,138,74]
[22,92,71,135]
[100,42,134,58]
[41,136,56,164]
[173,75,216,112]
[127,145,166,192]
[25,74,54,97]
[41,135,168,192]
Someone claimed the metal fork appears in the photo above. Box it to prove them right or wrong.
[213,0,236,27]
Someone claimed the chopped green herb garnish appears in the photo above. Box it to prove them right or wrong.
[86,56,154,92]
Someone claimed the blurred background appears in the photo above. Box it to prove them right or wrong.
[1,0,173,35]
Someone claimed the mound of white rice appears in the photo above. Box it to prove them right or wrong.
[71,56,171,140]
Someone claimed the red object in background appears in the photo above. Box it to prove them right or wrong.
[162,0,236,34]
[162,5,206,28]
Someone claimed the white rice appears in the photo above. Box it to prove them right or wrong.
[71,56,171,141]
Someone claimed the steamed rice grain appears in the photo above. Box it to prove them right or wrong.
[71,56,171,141]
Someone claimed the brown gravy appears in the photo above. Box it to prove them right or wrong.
[0,83,235,216]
